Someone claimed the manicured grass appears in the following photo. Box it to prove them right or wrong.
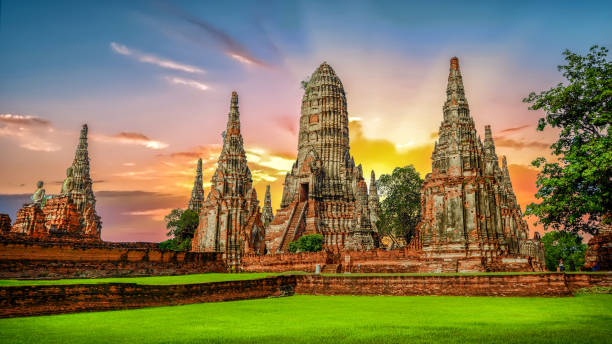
[0,273,283,286]
[1,295,610,343]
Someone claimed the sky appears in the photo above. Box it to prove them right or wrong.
[1,0,611,242]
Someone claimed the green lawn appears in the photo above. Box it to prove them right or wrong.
[1,295,610,344]
[0,273,283,286]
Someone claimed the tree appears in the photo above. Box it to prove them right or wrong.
[523,45,611,235]
[288,234,324,253]
[376,165,424,245]
[160,208,199,251]
[541,231,587,271]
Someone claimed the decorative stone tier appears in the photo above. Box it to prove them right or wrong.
[0,276,296,318]
[0,239,226,279]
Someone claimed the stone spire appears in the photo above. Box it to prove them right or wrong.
[368,170,379,205]
[188,158,205,213]
[414,56,535,264]
[294,61,350,200]
[501,155,517,205]
[368,170,380,238]
[70,124,96,212]
[261,185,274,227]
[431,57,482,177]
[483,125,499,176]
[267,62,375,252]
[213,91,251,197]
[444,57,469,120]
[192,91,266,267]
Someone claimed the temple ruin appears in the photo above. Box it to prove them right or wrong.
[191,92,266,268]
[188,158,205,214]
[261,185,274,227]
[413,57,544,266]
[9,124,101,241]
[266,62,378,253]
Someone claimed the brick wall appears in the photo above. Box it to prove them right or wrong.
[0,239,227,279]
[295,273,612,297]
[241,249,541,273]
[241,251,329,272]
[0,275,297,318]
[1,273,609,318]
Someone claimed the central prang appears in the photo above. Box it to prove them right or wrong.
[265,62,378,253]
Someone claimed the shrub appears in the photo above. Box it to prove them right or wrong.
[288,234,324,253]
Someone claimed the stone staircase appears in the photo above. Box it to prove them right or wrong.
[280,201,307,252]
[321,263,341,274]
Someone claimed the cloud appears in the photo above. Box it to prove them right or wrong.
[158,2,270,68]
[499,125,531,134]
[0,113,60,152]
[110,42,205,74]
[19,142,61,152]
[166,76,209,91]
[93,132,169,150]
[122,208,174,221]
[0,114,51,128]
[493,137,550,150]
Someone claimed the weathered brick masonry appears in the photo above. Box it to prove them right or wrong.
[1,273,609,318]
[295,273,612,297]
[0,239,226,279]
[0,275,297,318]
[242,251,330,272]
[241,249,541,273]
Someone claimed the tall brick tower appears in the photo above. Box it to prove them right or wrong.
[266,62,376,253]
[69,124,101,237]
[187,158,205,214]
[261,185,274,227]
[191,92,265,268]
[71,124,97,213]
[415,57,535,263]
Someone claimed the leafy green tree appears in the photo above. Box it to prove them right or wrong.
[376,165,424,245]
[288,234,324,253]
[160,208,199,251]
[541,231,587,271]
[523,45,611,235]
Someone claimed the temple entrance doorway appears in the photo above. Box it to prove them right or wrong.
[299,183,309,202]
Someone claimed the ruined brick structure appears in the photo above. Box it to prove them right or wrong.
[266,62,378,253]
[191,92,266,268]
[188,158,205,214]
[9,124,101,241]
[261,185,274,227]
[585,223,612,271]
[0,214,11,233]
[413,57,543,266]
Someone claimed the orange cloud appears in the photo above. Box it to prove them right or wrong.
[0,114,52,128]
[499,125,530,134]
[493,137,550,150]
